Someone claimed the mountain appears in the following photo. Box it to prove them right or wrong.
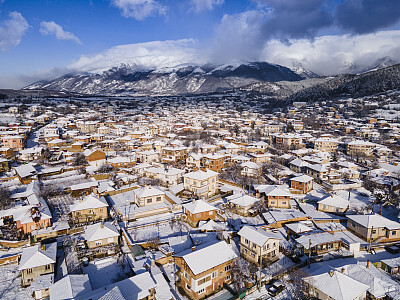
[23,62,304,95]
[288,63,400,102]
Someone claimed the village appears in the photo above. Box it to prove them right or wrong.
[1,90,400,300]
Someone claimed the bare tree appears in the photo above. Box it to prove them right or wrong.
[72,153,87,166]
[231,258,257,294]
[0,187,13,210]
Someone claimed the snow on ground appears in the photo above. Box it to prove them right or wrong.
[82,256,130,290]
[0,263,32,300]
[336,189,371,211]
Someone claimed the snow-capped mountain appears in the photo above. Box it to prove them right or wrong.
[23,62,305,95]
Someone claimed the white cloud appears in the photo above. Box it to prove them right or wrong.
[189,0,224,12]
[111,0,166,20]
[40,21,81,44]
[69,39,204,73]
[0,11,28,52]
[260,30,400,75]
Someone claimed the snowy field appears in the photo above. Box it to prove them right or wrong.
[82,257,131,290]
[0,263,32,300]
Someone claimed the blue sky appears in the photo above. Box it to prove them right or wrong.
[1,0,400,88]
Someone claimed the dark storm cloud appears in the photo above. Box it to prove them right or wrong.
[335,0,400,34]
[258,0,333,40]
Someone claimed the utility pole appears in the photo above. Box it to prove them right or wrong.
[308,239,312,268]
[368,226,373,253]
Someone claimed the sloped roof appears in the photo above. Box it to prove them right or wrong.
[49,274,91,300]
[227,194,259,207]
[183,169,219,180]
[70,194,108,212]
[347,214,400,230]
[134,186,165,199]
[183,200,217,214]
[304,268,369,300]
[318,194,349,209]
[18,242,57,270]
[85,222,119,242]
[177,241,237,275]
[238,226,279,247]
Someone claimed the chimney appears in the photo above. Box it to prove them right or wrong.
[192,199,196,204]
[78,198,83,203]
[40,244,46,251]
[341,268,345,274]
[366,260,369,269]
[192,246,196,251]
[100,222,104,228]
[329,270,335,277]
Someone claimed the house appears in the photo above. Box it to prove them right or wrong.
[84,222,119,248]
[31,274,53,300]
[0,147,14,158]
[255,185,292,209]
[240,161,261,177]
[238,226,279,266]
[347,214,400,242]
[69,194,109,224]
[18,242,57,286]
[186,152,203,169]
[226,193,259,216]
[137,150,160,163]
[317,194,349,214]
[145,167,185,186]
[314,137,339,152]
[305,163,330,181]
[162,146,188,163]
[295,232,342,256]
[133,186,166,207]
[202,154,224,172]
[1,134,24,151]
[182,200,217,227]
[49,274,91,300]
[83,149,106,167]
[183,169,219,199]
[249,152,273,164]
[290,174,314,194]
[0,157,8,172]
[174,241,237,300]
[304,268,369,300]
[347,140,375,157]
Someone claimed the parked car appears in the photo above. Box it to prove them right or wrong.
[268,283,285,296]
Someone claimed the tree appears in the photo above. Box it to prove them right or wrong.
[283,268,313,299]
[231,258,258,294]
[97,164,114,173]
[72,153,87,166]
[0,187,12,210]
[233,124,240,136]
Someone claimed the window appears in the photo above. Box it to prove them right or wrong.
[186,283,191,290]
[95,241,102,246]
[245,239,249,244]
[45,264,51,270]
[156,197,161,202]
[252,243,257,249]
[225,274,231,281]
[212,271,218,278]
[209,211,213,216]
[27,268,33,274]
[198,276,211,285]
[282,201,286,205]
[196,214,200,218]
[224,265,231,272]
[372,230,376,234]
[392,231,396,235]
[147,198,152,203]
[184,272,189,280]
[270,201,275,205]
[267,244,270,249]
[198,288,205,294]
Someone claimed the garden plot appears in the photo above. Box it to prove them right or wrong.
[0,263,32,300]
[47,194,74,222]
[82,256,131,290]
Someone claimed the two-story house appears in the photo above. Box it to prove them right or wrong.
[238,226,279,266]
[182,200,217,227]
[18,242,57,286]
[174,241,237,300]
[183,169,219,199]
[69,194,109,224]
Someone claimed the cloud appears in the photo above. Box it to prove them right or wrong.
[40,21,81,44]
[189,0,224,13]
[260,30,400,75]
[0,11,28,52]
[111,0,166,20]
[69,39,203,73]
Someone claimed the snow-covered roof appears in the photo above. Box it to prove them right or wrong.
[296,232,341,249]
[255,185,292,197]
[49,274,91,300]
[177,241,237,275]
[183,169,219,181]
[238,226,279,247]
[70,194,108,212]
[134,186,165,199]
[304,268,369,300]
[85,222,119,242]
[183,200,217,214]
[318,194,349,209]
[15,163,36,178]
[290,174,313,183]
[347,214,400,230]
[18,242,57,270]
[227,194,259,207]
